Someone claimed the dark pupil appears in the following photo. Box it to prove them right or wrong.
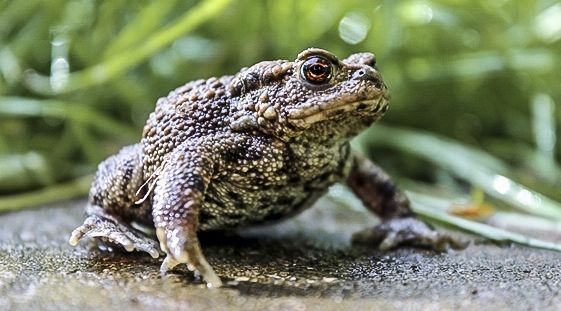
[310,64,326,75]
[303,57,332,84]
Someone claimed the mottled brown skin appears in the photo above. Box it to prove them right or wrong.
[69,48,464,288]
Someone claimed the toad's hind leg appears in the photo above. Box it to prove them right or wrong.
[347,152,467,251]
[69,144,160,258]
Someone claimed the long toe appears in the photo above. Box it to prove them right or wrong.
[184,243,222,288]
[69,225,91,246]
[156,226,222,288]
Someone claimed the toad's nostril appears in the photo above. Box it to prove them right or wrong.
[353,68,375,81]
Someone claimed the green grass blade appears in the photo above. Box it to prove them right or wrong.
[103,0,180,58]
[0,96,138,141]
[412,199,561,253]
[363,125,561,220]
[25,0,233,94]
[329,185,561,253]
[0,175,92,213]
[0,152,53,191]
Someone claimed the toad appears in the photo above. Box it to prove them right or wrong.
[69,48,464,288]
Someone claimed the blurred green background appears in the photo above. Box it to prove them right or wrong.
[1,0,560,234]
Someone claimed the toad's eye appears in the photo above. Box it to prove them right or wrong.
[300,56,333,85]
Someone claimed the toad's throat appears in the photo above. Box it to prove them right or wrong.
[286,98,386,127]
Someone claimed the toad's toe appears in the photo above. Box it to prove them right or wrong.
[156,227,222,288]
[353,217,469,252]
[70,214,160,258]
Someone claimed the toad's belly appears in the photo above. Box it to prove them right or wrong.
[198,180,332,231]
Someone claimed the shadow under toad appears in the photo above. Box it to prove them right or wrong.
[73,229,416,298]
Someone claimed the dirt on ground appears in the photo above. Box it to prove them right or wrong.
[1,199,560,311]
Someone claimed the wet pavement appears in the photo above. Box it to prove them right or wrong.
[1,199,561,310]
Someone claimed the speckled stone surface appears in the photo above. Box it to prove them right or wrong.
[1,199,561,311]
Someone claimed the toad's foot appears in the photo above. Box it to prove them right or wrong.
[156,227,222,288]
[69,213,160,259]
[353,217,468,252]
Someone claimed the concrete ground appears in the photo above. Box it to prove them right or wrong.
[1,199,561,311]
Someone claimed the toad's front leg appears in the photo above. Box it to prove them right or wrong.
[153,142,222,288]
[346,153,467,251]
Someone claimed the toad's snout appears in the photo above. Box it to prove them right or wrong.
[352,66,378,82]
[349,65,386,92]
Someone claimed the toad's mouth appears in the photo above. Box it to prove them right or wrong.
[286,97,388,128]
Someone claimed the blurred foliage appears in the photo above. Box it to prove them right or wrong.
[1,0,561,243]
